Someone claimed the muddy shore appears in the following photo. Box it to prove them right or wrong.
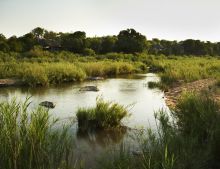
[165,79,218,108]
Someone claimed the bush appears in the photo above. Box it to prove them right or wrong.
[83,48,96,56]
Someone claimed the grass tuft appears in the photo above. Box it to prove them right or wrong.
[76,97,129,131]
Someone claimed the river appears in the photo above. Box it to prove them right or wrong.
[0,73,169,167]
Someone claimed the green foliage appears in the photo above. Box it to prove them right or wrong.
[100,36,117,54]
[173,92,219,139]
[0,60,139,86]
[76,97,129,131]
[83,48,96,56]
[148,81,159,89]
[61,31,86,53]
[116,29,147,53]
[80,61,135,77]
[1,27,220,55]
[0,98,75,169]
[149,56,220,86]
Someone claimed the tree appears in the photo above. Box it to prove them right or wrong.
[0,34,9,52]
[116,29,147,53]
[86,37,102,54]
[19,33,36,51]
[8,36,23,52]
[0,34,6,42]
[31,27,45,42]
[61,31,86,53]
[100,36,117,54]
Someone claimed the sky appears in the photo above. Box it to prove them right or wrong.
[0,0,220,42]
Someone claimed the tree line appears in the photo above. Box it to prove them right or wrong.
[0,27,220,56]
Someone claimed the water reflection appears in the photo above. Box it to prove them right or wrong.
[77,127,127,148]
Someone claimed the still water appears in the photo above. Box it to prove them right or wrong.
[0,73,168,166]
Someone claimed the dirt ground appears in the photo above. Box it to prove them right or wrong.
[0,79,23,87]
[165,78,219,108]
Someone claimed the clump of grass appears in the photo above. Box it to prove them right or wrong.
[76,97,129,131]
[0,98,75,169]
[173,92,220,139]
[148,81,158,89]
[148,81,169,92]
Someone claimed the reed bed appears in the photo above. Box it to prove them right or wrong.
[0,98,75,169]
[0,61,139,86]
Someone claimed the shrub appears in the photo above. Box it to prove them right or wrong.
[83,48,96,56]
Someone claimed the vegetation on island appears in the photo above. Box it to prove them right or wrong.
[76,97,129,132]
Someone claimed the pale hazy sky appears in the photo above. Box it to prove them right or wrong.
[0,0,220,41]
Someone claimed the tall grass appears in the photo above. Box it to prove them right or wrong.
[78,61,135,77]
[98,92,220,169]
[76,97,129,131]
[148,56,220,86]
[0,61,140,86]
[0,98,75,169]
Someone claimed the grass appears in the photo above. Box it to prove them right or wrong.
[98,92,220,169]
[146,56,220,89]
[0,61,141,86]
[0,50,149,87]
[76,97,129,131]
[0,98,75,169]
[3,51,220,88]
[79,61,135,77]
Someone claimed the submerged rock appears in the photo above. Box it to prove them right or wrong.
[39,101,56,108]
[79,86,99,92]
[87,77,104,81]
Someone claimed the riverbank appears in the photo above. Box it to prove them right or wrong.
[165,78,217,107]
[0,61,146,87]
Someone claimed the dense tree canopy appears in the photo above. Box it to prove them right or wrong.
[1,27,220,56]
[116,29,147,53]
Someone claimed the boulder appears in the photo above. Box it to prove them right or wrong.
[39,101,56,108]
[79,86,99,92]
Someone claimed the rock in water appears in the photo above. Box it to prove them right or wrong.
[87,77,104,81]
[39,101,56,108]
[79,86,99,92]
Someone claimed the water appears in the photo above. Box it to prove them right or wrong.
[0,73,169,167]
